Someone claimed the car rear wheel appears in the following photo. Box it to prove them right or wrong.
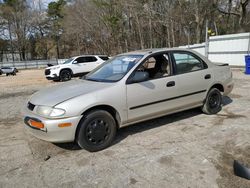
[202,88,222,114]
[76,110,117,152]
[60,70,71,81]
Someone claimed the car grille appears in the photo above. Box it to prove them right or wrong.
[45,69,50,75]
[27,102,35,111]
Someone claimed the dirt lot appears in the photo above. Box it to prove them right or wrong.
[0,69,250,188]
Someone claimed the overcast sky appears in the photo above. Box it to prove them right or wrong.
[28,0,55,9]
[0,0,57,10]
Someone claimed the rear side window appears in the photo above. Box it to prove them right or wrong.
[85,56,97,62]
[99,56,109,61]
[76,56,97,63]
[173,52,204,74]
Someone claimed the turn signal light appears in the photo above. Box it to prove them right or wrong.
[58,123,72,128]
[29,120,44,129]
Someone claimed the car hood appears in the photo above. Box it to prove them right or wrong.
[30,79,113,106]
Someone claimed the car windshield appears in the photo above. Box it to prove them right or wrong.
[62,58,74,64]
[84,55,143,82]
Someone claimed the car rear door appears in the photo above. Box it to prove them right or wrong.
[72,56,98,74]
[83,56,100,72]
[126,53,181,123]
[170,51,213,107]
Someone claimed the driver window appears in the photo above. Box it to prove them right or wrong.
[137,53,170,80]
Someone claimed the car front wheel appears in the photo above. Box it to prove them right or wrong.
[76,110,117,152]
[60,70,71,81]
[202,88,222,114]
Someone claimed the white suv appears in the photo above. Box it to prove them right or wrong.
[45,55,109,81]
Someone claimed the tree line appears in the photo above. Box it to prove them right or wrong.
[0,0,249,61]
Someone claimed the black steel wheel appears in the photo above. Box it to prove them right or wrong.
[202,88,222,114]
[76,110,117,152]
[60,70,72,81]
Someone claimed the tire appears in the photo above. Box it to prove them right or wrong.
[202,88,222,114]
[76,110,117,152]
[52,79,60,82]
[60,70,72,81]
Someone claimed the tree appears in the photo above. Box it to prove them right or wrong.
[0,0,31,60]
[217,0,250,32]
[47,0,66,59]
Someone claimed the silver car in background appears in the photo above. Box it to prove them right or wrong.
[0,66,18,76]
[23,48,233,152]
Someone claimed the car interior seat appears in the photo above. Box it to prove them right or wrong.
[153,56,169,79]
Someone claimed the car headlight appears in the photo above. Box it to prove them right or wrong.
[50,66,60,70]
[36,106,65,118]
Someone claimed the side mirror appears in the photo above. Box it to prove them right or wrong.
[72,61,78,64]
[128,71,149,84]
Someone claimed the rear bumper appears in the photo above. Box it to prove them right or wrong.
[223,80,234,96]
[23,107,82,143]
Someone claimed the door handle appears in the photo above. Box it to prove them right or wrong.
[205,74,211,79]
[166,81,175,87]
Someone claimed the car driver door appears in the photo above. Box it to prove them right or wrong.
[72,57,87,74]
[126,53,182,123]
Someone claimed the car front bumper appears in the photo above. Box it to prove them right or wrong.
[23,107,82,143]
[45,69,60,80]
[46,75,60,80]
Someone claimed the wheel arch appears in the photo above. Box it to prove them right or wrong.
[75,104,121,141]
[203,83,224,105]
[60,68,73,75]
[210,83,224,93]
[81,105,121,127]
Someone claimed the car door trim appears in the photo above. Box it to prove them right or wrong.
[129,89,206,110]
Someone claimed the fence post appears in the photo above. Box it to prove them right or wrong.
[248,32,250,55]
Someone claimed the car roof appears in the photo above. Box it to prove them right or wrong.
[72,55,108,58]
[120,47,212,66]
[121,48,197,56]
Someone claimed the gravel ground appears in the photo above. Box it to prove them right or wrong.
[0,69,250,188]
